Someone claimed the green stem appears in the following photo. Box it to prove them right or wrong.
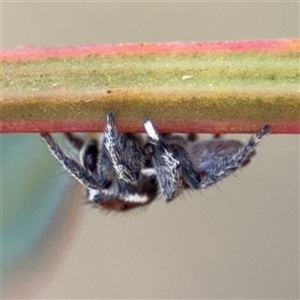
[1,39,299,133]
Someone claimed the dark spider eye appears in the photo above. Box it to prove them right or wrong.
[93,194,101,203]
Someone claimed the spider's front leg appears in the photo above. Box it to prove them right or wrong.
[143,118,184,201]
[154,133,202,189]
[167,143,202,190]
[143,119,202,201]
[104,112,144,183]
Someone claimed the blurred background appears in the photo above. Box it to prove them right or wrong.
[2,2,299,299]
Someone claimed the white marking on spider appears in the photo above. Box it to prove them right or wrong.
[144,120,159,141]
[125,193,149,203]
[87,189,99,201]
[141,168,157,176]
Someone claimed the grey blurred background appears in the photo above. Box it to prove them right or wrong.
[2,2,299,299]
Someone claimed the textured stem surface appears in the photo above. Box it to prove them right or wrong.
[1,39,299,133]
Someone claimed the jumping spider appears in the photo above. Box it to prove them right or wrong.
[41,112,270,211]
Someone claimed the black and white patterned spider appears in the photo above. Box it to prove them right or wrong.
[41,112,270,211]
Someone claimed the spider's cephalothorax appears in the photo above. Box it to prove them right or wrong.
[41,113,270,211]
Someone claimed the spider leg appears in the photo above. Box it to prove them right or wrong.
[79,139,99,173]
[41,133,100,190]
[78,138,107,201]
[167,144,202,189]
[199,124,270,187]
[65,134,115,201]
[144,128,202,190]
[187,133,198,142]
[63,133,86,150]
[213,133,222,139]
[144,118,183,201]
[104,112,142,183]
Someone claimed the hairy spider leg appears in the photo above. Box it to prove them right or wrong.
[104,112,143,183]
[79,139,99,173]
[199,124,270,188]
[41,133,100,190]
[143,118,183,202]
[64,133,114,192]
[159,134,202,189]
[63,133,86,150]
[167,143,202,189]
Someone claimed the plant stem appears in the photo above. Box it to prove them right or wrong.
[1,39,299,133]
